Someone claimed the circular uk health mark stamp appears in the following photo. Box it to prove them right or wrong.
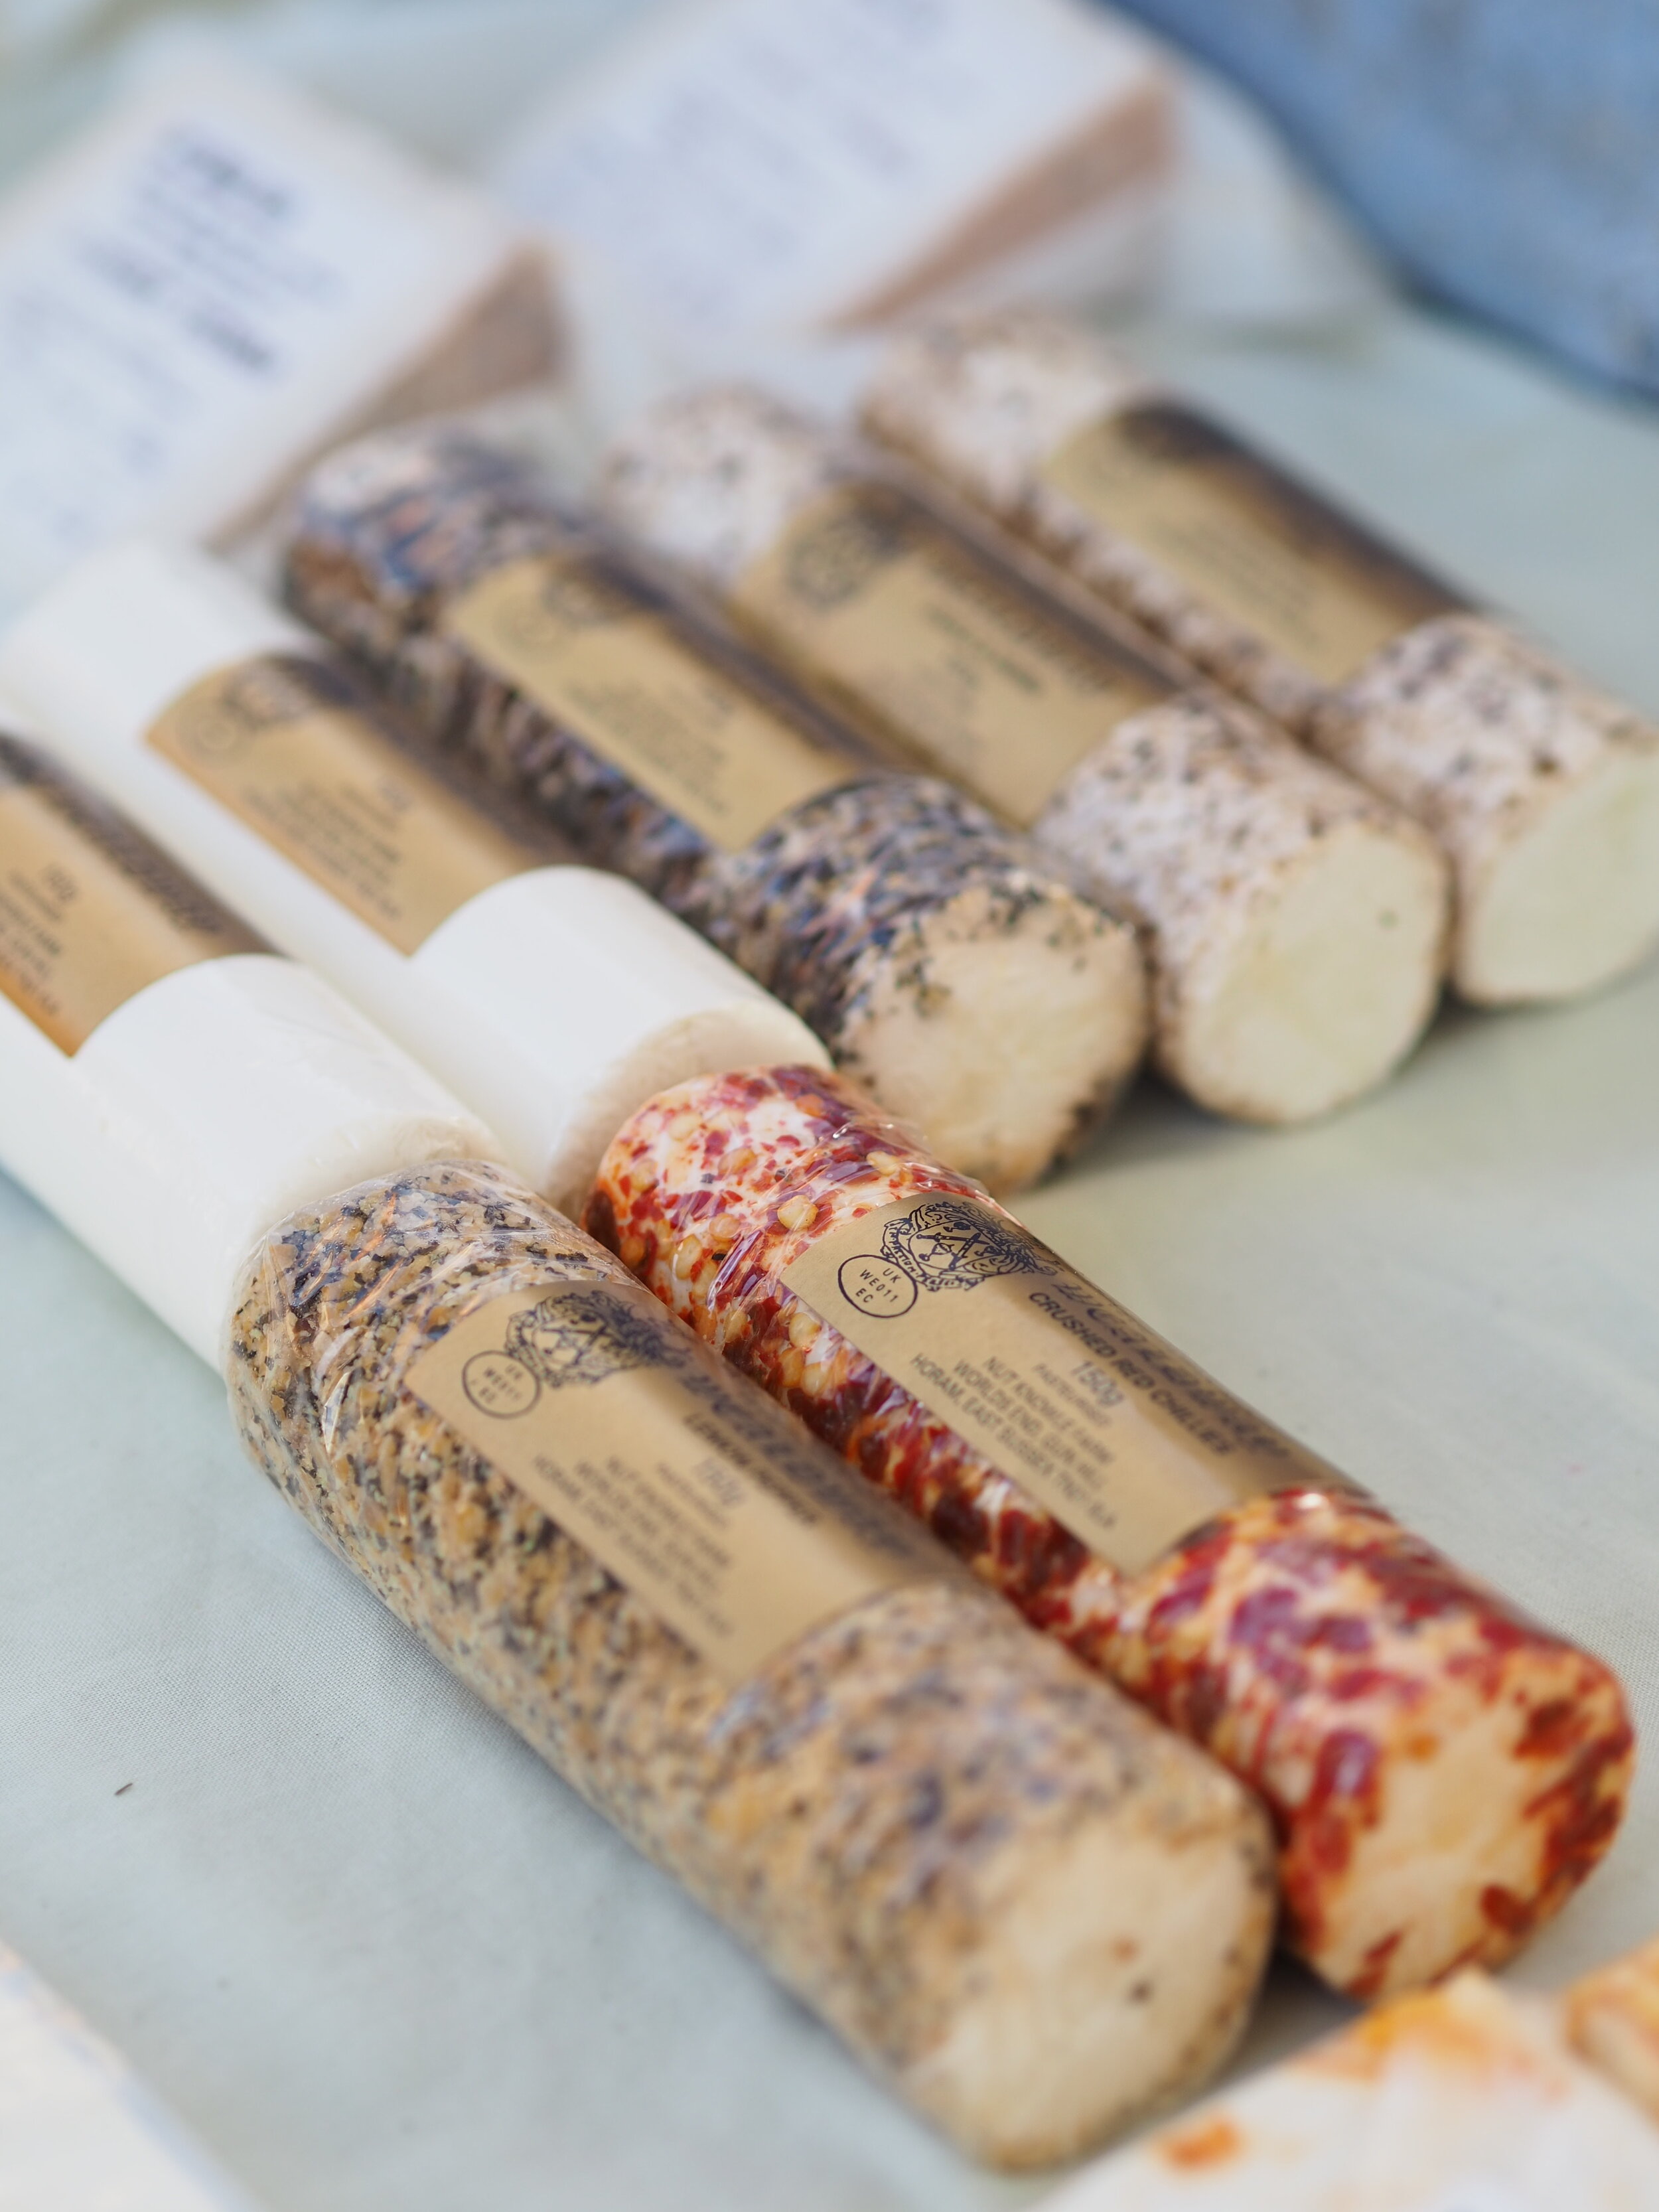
[837,1255,918,1318]
[463,1349,541,1417]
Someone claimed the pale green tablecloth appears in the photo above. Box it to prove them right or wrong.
[3,167,1659,2212]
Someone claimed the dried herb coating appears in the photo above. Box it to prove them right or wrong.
[281,431,1147,1191]
[588,1067,1634,2002]
[595,382,1450,1126]
[863,311,1659,1005]
[225,1159,1275,2167]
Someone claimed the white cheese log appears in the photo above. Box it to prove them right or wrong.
[862,311,1659,1007]
[0,55,557,616]
[1045,1968,1659,2209]
[597,385,1449,1124]
[0,741,496,1366]
[0,541,826,1215]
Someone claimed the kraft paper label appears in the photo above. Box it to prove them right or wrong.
[444,553,852,850]
[408,1279,941,1684]
[147,655,536,956]
[783,1194,1353,1575]
[1042,403,1464,690]
[730,482,1171,827]
[0,735,264,1053]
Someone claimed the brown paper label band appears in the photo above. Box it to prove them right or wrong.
[147,656,538,956]
[1041,402,1464,690]
[443,553,853,851]
[729,482,1171,827]
[407,1280,941,1684]
[0,735,265,1053]
[783,1193,1353,1575]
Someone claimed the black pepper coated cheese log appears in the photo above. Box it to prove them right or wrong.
[226,1159,1277,2169]
[861,310,1659,1007]
[280,431,1148,1192]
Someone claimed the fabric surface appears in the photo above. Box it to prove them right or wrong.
[1115,0,1659,395]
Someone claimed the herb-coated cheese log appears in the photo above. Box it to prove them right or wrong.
[228,1159,1277,2169]
[585,1065,1633,2000]
[281,429,1147,1193]
[862,310,1659,1007]
[596,384,1450,1127]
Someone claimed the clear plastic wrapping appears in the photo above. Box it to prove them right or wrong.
[280,429,1147,1191]
[223,1157,1275,2168]
[588,1065,1634,2000]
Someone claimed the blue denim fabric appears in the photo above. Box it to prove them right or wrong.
[1114,0,1659,394]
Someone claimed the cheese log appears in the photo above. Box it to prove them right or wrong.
[1565,1938,1659,2126]
[585,1063,1634,2000]
[1043,1969,1659,2209]
[282,429,1147,1191]
[861,311,1659,1005]
[228,1157,1277,2170]
[596,384,1450,1125]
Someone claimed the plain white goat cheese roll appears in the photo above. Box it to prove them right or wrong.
[279,426,1149,1191]
[597,384,1449,1126]
[0,540,826,1215]
[861,310,1659,1007]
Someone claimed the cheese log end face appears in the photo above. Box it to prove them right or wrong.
[226,1159,1275,2166]
[1321,615,1659,1005]
[587,1069,1635,1998]
[831,869,1149,1193]
[1038,698,1449,1124]
[1164,818,1448,1124]
[906,1739,1275,2168]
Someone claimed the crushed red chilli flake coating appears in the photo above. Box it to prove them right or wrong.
[586,1064,1634,2000]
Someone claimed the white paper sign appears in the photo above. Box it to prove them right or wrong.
[499,0,1163,348]
[0,60,542,618]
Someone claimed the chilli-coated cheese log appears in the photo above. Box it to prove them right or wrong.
[596,384,1450,1128]
[227,1159,1277,2169]
[861,310,1659,1007]
[584,1065,1633,2001]
[281,429,1147,1193]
